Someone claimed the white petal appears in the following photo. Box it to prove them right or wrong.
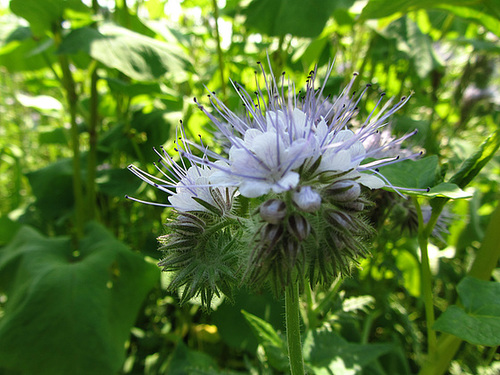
[273,171,300,193]
[358,174,385,189]
[292,186,321,212]
[239,180,272,197]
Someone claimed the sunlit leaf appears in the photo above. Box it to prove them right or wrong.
[241,310,289,371]
[58,24,191,81]
[10,0,90,37]
[243,0,342,38]
[383,16,443,78]
[303,327,394,373]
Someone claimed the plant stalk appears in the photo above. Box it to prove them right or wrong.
[87,62,99,220]
[413,198,438,355]
[285,282,305,375]
[211,0,226,97]
[55,31,85,239]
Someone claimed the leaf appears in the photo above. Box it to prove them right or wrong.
[378,155,439,190]
[449,128,500,189]
[0,216,21,246]
[383,16,443,79]
[434,277,500,346]
[58,24,191,81]
[96,168,143,197]
[419,182,472,199]
[0,222,160,375]
[0,25,56,72]
[10,0,91,37]
[26,158,75,220]
[242,0,340,38]
[303,327,394,374]
[162,341,219,375]
[359,0,500,35]
[241,310,289,371]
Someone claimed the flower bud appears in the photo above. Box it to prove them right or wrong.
[287,214,311,241]
[292,186,321,212]
[261,223,284,247]
[259,199,287,224]
[326,180,361,202]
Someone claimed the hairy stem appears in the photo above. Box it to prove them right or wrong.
[285,282,305,375]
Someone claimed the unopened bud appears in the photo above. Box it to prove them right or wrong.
[292,186,321,212]
[261,223,284,247]
[287,214,311,241]
[326,180,361,202]
[260,199,287,224]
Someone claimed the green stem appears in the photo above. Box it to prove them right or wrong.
[56,32,85,239]
[285,282,305,375]
[211,0,226,97]
[413,198,437,356]
[87,62,99,221]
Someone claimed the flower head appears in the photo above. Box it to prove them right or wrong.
[128,57,421,303]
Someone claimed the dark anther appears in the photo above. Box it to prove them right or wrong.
[353,72,359,76]
[375,168,379,172]
[396,155,400,159]
[366,83,372,87]
[381,92,386,97]
[426,187,431,192]
[401,96,407,100]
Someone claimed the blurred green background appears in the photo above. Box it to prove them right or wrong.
[0,0,499,374]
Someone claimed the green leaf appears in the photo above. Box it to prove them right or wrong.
[303,327,394,373]
[0,222,160,375]
[96,168,143,197]
[434,277,500,346]
[26,158,75,220]
[10,0,90,37]
[359,0,500,35]
[242,0,340,38]
[241,310,289,371]
[419,182,472,199]
[383,16,443,79]
[162,341,219,375]
[58,24,191,81]
[378,155,439,190]
[0,216,22,246]
[0,25,56,72]
[450,128,500,189]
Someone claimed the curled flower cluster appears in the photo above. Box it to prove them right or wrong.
[128,58,420,303]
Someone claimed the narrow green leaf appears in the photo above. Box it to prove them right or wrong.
[450,127,500,189]
[241,309,289,370]
[434,277,500,346]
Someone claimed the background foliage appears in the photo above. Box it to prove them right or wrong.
[0,0,499,374]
